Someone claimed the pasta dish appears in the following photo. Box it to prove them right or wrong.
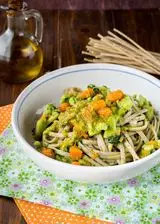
[33,84,160,166]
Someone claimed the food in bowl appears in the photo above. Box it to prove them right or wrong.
[12,64,160,183]
[33,84,160,166]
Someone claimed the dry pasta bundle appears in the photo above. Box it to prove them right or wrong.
[82,28,160,75]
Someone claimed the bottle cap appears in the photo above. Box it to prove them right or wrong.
[7,0,23,16]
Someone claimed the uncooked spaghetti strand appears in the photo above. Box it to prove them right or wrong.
[106,37,160,73]
[83,29,160,75]
[87,36,160,74]
[108,31,157,61]
[105,35,160,73]
[83,57,160,74]
[113,28,160,64]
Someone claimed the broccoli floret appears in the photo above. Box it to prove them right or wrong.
[47,111,59,123]
[35,116,48,140]
[87,121,108,136]
[60,94,69,103]
[87,84,99,94]
[99,86,110,97]
[69,96,77,105]
[117,95,133,116]
[103,115,120,138]
[34,141,42,148]
[137,95,154,121]
[43,104,56,116]
[34,141,42,150]
[35,104,59,140]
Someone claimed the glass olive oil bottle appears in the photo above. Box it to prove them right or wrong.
[0,0,43,83]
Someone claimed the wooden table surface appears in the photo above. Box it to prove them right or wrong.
[0,9,160,224]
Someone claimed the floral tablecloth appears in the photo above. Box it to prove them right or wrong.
[0,125,160,224]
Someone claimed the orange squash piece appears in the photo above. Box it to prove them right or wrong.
[59,102,70,112]
[72,161,80,165]
[69,146,83,161]
[107,90,124,102]
[91,99,106,111]
[97,107,112,118]
[41,148,55,158]
[79,88,94,99]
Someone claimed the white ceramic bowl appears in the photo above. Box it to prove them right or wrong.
[12,63,160,184]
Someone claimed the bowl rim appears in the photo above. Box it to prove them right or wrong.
[12,63,160,171]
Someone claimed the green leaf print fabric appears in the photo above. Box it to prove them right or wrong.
[0,125,160,224]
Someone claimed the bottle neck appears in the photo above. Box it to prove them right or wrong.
[7,14,24,33]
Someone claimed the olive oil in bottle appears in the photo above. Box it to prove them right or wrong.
[0,36,43,83]
[0,0,44,83]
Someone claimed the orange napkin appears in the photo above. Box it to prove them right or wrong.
[0,104,113,224]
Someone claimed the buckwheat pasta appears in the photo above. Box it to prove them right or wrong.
[33,85,160,166]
